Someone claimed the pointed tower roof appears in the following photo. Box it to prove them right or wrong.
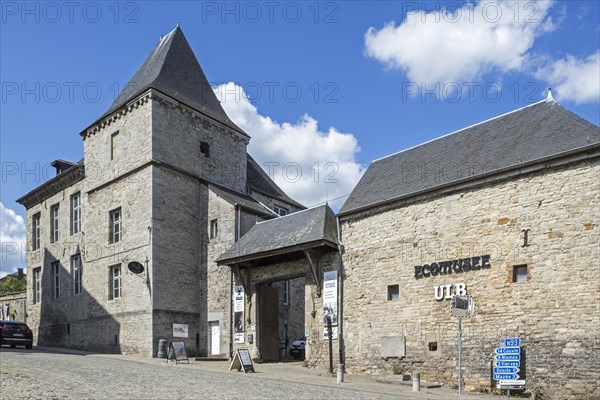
[99,26,246,136]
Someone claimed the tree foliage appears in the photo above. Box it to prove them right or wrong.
[0,276,26,295]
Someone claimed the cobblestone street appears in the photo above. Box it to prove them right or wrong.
[0,347,504,400]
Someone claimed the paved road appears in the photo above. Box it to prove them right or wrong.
[1,346,501,400]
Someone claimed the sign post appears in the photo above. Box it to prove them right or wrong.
[229,348,255,373]
[451,295,475,395]
[494,337,525,394]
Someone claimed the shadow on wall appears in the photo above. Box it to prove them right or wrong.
[36,248,124,354]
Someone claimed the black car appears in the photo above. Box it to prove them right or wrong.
[0,320,33,349]
[289,337,306,360]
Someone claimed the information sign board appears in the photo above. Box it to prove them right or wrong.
[168,341,189,364]
[229,349,255,373]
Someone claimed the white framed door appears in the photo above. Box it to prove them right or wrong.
[209,321,220,355]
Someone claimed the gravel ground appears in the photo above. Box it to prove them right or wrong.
[0,346,502,400]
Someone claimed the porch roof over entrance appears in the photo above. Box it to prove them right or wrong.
[216,204,339,266]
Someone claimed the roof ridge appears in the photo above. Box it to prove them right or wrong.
[373,98,555,164]
[254,203,327,225]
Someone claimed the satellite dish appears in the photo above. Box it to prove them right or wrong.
[128,261,145,274]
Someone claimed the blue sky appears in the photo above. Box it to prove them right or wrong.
[1,0,599,275]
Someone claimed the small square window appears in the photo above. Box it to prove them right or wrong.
[513,265,528,283]
[210,219,218,239]
[428,342,438,351]
[387,284,400,301]
[200,141,210,157]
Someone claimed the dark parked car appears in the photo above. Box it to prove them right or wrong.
[289,337,306,360]
[0,320,33,349]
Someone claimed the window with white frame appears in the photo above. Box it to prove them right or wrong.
[274,205,288,216]
[109,208,122,243]
[32,212,41,250]
[210,219,218,239]
[283,280,290,305]
[33,267,42,304]
[50,204,59,243]
[52,261,60,299]
[70,193,81,235]
[72,254,82,295]
[110,265,122,299]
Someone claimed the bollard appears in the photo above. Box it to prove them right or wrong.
[337,364,345,384]
[157,339,167,358]
[412,372,420,392]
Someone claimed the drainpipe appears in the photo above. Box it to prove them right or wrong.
[335,215,345,382]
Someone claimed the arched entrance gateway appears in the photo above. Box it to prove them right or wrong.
[217,205,342,364]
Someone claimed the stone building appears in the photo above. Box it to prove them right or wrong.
[338,96,600,397]
[17,26,304,357]
[16,25,600,398]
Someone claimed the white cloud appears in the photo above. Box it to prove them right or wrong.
[0,202,26,278]
[214,83,365,209]
[535,51,600,104]
[364,0,555,85]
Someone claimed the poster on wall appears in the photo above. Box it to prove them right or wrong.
[234,285,245,333]
[234,333,244,343]
[323,270,338,326]
[173,323,189,338]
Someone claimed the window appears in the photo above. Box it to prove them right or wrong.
[52,261,60,299]
[33,267,42,304]
[110,265,121,299]
[210,219,218,239]
[387,284,400,301]
[110,131,119,160]
[70,193,81,235]
[109,208,122,243]
[428,342,438,351]
[513,265,528,283]
[283,280,290,305]
[32,212,41,250]
[50,204,59,243]
[72,254,82,295]
[200,141,210,157]
[274,205,288,216]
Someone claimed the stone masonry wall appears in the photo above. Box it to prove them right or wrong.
[152,97,249,193]
[340,158,600,398]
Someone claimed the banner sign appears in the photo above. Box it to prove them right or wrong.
[234,285,244,333]
[323,270,338,339]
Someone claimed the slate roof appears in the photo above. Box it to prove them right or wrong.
[97,26,246,136]
[209,183,277,217]
[247,155,306,210]
[216,204,338,265]
[340,98,600,215]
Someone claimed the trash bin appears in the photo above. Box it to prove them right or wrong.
[157,339,167,358]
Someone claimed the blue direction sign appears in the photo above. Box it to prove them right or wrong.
[494,367,520,374]
[494,373,519,380]
[495,354,520,361]
[495,347,520,354]
[494,361,520,367]
[504,337,520,347]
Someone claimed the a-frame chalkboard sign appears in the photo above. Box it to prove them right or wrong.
[167,341,189,364]
[229,349,255,373]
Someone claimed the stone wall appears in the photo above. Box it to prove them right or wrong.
[152,95,249,192]
[340,158,600,398]
[0,291,27,322]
